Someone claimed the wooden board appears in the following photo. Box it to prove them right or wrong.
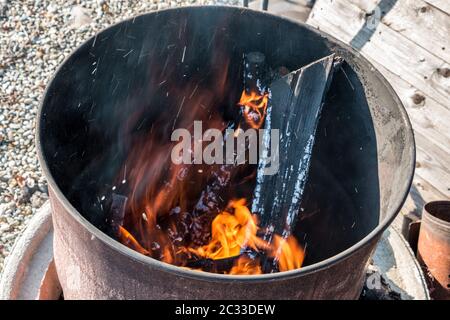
[249,0,313,22]
[346,0,450,63]
[253,54,338,238]
[424,0,450,14]
[306,0,450,218]
[307,0,450,109]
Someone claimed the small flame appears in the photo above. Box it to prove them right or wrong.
[239,90,269,129]
[188,199,259,260]
[271,235,305,272]
[230,255,262,275]
[118,226,149,256]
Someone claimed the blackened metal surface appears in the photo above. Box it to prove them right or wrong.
[37,6,415,299]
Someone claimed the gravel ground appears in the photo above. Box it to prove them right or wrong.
[0,0,238,272]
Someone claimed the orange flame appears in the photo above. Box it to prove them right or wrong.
[239,90,269,129]
[118,198,304,275]
[188,199,259,260]
[188,199,304,274]
[271,234,305,272]
[230,255,262,275]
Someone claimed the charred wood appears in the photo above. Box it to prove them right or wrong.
[252,54,343,270]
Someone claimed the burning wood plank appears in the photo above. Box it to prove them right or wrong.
[252,54,343,245]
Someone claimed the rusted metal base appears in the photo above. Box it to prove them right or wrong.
[0,202,61,300]
[372,228,429,300]
[417,201,450,300]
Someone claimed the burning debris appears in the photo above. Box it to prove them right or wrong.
[105,51,342,275]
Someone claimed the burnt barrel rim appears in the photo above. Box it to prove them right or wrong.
[35,5,416,282]
[423,201,450,229]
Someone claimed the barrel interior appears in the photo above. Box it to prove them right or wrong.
[39,7,412,268]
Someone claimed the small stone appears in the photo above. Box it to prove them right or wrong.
[47,4,57,13]
[25,177,35,189]
[69,6,93,29]
[0,204,8,216]
[158,2,169,10]
[16,186,31,204]
[0,223,11,233]
[30,191,48,208]
[22,206,32,216]
[0,0,6,9]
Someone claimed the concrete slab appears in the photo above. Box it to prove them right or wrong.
[0,202,61,300]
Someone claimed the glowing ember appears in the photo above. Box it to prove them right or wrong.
[188,199,259,260]
[239,90,269,129]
